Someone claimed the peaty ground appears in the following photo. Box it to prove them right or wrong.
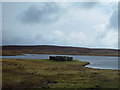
[2,58,119,89]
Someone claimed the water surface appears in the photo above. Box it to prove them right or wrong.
[1,54,119,70]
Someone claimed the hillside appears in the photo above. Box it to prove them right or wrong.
[1,45,119,56]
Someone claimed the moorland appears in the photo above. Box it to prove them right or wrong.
[2,58,119,88]
[1,45,119,56]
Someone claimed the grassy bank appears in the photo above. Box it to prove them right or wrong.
[2,58,119,88]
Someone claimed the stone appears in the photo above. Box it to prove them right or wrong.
[49,56,73,61]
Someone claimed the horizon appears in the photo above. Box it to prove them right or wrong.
[1,44,119,50]
[1,2,118,49]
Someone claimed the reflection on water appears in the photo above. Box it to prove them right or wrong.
[1,54,119,70]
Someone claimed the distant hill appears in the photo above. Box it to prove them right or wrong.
[1,45,119,56]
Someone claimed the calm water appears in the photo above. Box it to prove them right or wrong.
[1,54,119,70]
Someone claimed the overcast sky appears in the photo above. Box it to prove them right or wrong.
[2,2,118,49]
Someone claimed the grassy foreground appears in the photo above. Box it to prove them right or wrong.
[2,58,119,88]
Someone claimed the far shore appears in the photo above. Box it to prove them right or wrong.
[1,45,119,57]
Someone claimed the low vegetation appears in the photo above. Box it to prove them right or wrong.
[1,45,119,56]
[2,58,119,88]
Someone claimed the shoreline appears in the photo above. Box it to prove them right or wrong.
[2,58,119,71]
[1,53,119,57]
[1,53,119,70]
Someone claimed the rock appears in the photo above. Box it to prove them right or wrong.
[49,56,73,61]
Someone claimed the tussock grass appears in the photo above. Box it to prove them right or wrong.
[2,58,119,88]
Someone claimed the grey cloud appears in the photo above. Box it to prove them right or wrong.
[2,29,23,45]
[96,7,118,39]
[108,9,118,29]
[2,37,22,45]
[73,2,98,9]
[81,2,97,8]
[95,4,118,44]
[19,2,61,25]
[2,29,50,45]
[2,33,21,45]
[118,2,120,29]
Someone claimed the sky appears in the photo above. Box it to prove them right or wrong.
[2,2,119,49]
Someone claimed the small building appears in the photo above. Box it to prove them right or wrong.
[49,56,73,61]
